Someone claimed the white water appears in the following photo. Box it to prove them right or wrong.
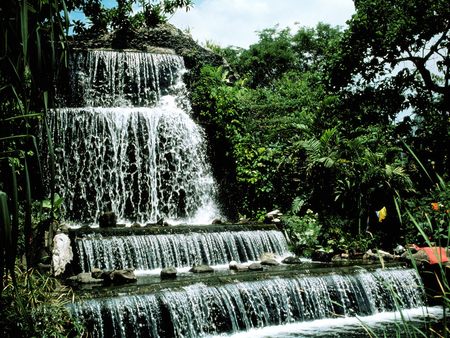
[76,230,290,272]
[52,50,221,224]
[70,267,430,338]
[213,306,445,338]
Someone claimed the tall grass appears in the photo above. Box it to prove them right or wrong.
[0,1,82,335]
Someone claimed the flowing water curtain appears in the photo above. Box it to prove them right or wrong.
[52,50,220,224]
[75,230,290,272]
[70,267,425,337]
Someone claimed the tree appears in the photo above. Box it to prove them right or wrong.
[71,0,193,33]
[327,0,450,175]
[330,0,450,109]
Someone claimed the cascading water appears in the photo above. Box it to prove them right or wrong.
[51,50,220,224]
[75,230,290,272]
[70,267,426,338]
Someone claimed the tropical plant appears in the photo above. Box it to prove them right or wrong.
[71,0,194,33]
[0,0,69,293]
[0,267,84,337]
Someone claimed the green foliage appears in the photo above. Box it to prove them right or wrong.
[283,208,322,256]
[0,268,84,337]
[401,177,450,245]
[71,0,193,33]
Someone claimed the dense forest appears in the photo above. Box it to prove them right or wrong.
[189,0,449,254]
[0,0,449,336]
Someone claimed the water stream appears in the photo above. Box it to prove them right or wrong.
[70,267,427,337]
[75,230,290,272]
[59,49,441,337]
[51,50,220,224]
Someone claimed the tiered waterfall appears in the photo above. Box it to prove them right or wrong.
[51,50,219,225]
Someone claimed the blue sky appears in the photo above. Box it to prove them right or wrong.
[71,0,355,48]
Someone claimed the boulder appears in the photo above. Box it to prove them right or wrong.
[68,272,103,284]
[229,261,248,271]
[260,258,280,266]
[91,268,103,279]
[363,249,396,261]
[332,253,350,262]
[161,267,178,279]
[212,218,223,224]
[264,210,283,224]
[98,211,117,228]
[109,269,137,284]
[311,250,333,262]
[190,264,214,273]
[259,252,278,261]
[282,256,303,265]
[248,263,264,271]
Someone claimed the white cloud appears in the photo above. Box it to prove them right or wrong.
[169,0,355,48]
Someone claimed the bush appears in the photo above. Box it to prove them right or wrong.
[0,268,84,338]
[283,209,321,256]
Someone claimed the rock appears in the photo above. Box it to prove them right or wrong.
[264,210,283,224]
[311,250,333,262]
[229,261,248,271]
[212,218,223,224]
[52,233,73,276]
[259,252,278,261]
[282,256,303,264]
[109,269,137,284]
[98,211,117,228]
[161,267,177,279]
[68,272,103,284]
[131,222,141,228]
[261,258,280,266]
[332,253,350,261]
[229,260,238,269]
[238,216,250,224]
[190,264,214,273]
[363,249,396,261]
[248,263,264,271]
[91,268,103,279]
[266,209,282,217]
[393,245,406,255]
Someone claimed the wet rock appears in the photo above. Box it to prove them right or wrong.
[131,222,141,228]
[229,261,248,271]
[109,269,137,284]
[363,249,396,261]
[260,258,280,266]
[259,252,278,261]
[161,267,177,279]
[393,245,406,255]
[190,264,214,273]
[282,256,303,264]
[332,253,350,262]
[98,211,117,228]
[212,218,223,224]
[91,268,103,279]
[248,263,264,271]
[311,250,333,262]
[68,272,103,284]
[264,210,283,224]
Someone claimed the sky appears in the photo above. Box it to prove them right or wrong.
[169,0,356,48]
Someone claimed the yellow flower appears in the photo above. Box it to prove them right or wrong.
[376,206,387,222]
[431,202,439,211]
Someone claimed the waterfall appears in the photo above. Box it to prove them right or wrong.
[51,50,220,224]
[75,230,290,272]
[70,267,425,338]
